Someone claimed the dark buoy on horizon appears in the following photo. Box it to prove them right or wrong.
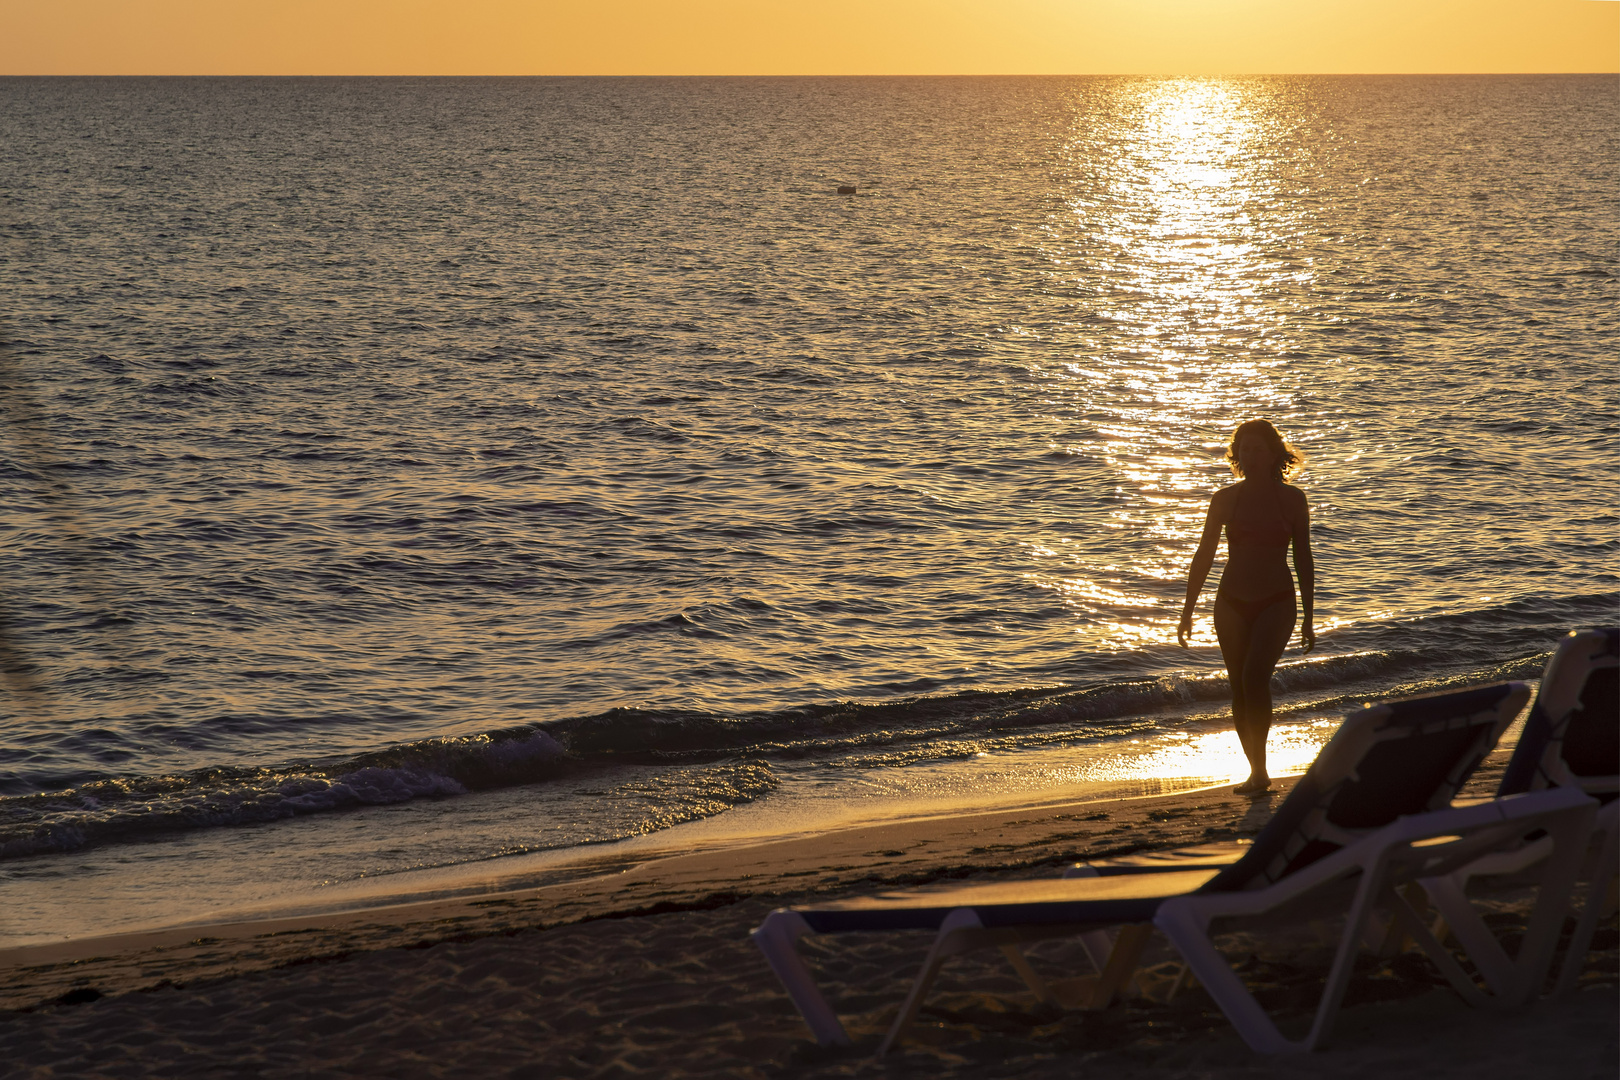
[837,185,856,195]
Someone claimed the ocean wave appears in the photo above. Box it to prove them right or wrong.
[0,728,568,861]
[1,598,1607,862]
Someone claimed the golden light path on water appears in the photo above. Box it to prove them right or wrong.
[891,79,1357,805]
[1026,80,1326,653]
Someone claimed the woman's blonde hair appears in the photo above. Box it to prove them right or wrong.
[1225,419,1304,481]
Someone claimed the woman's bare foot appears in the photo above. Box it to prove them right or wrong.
[1233,776,1272,795]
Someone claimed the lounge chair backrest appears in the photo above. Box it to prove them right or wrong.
[1202,682,1530,894]
[1497,627,1619,801]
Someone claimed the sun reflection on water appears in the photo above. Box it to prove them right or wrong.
[1084,718,1335,785]
[1025,79,1322,652]
[776,717,1344,828]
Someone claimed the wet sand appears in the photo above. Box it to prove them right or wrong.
[3,758,1615,1078]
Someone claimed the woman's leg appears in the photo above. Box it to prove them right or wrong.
[1235,601,1297,788]
[1214,596,1296,790]
[1213,597,1257,777]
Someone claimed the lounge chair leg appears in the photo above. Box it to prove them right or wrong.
[1426,832,1558,954]
[1165,963,1196,1001]
[1089,923,1153,1009]
[1418,874,1516,998]
[877,908,984,1057]
[1156,901,1299,1054]
[1385,882,1491,1008]
[1556,880,1613,997]
[1553,809,1618,998]
[1302,868,1390,1051]
[1510,800,1597,1004]
[1420,798,1596,1006]
[997,942,1058,1006]
[1367,882,1427,957]
[1078,929,1114,973]
[750,911,851,1046]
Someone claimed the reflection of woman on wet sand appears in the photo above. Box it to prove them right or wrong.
[1178,420,1315,795]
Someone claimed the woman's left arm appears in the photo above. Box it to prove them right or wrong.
[1291,489,1316,653]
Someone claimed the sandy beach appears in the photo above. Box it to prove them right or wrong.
[3,753,1615,1078]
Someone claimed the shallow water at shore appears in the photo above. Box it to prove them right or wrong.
[2,678,1535,945]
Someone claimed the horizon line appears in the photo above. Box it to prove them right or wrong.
[4,71,1616,78]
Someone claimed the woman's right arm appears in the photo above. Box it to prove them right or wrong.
[1177,493,1227,648]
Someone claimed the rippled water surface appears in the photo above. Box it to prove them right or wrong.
[1,76,1616,934]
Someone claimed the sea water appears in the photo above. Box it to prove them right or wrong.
[1,76,1615,943]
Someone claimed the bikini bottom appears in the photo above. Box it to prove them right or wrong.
[1215,586,1295,629]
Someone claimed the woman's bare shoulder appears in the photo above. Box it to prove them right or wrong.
[1208,483,1241,512]
[1281,484,1311,512]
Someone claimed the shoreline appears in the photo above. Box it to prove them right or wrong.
[2,743,1529,1008]
[2,748,1614,1079]
[2,769,1254,947]
[0,714,1346,948]
[3,774,1304,1011]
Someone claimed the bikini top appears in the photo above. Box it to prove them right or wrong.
[1226,484,1292,550]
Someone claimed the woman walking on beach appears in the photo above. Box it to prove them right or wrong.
[1177,420,1315,794]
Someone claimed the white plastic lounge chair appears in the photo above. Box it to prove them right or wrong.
[1421,627,1618,999]
[753,682,1588,1054]
[1153,785,1591,1051]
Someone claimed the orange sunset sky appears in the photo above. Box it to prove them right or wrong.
[1,0,1615,75]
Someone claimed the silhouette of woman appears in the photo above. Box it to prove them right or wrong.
[1177,420,1315,794]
